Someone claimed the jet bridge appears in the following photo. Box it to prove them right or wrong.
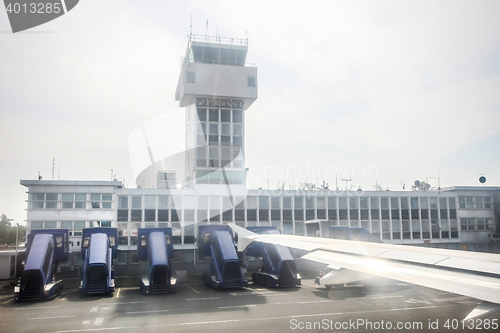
[198,225,246,289]
[80,228,117,295]
[137,228,176,294]
[14,229,69,302]
[246,227,301,287]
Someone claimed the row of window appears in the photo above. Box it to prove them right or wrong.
[460,218,494,231]
[114,195,459,210]
[458,196,492,209]
[115,207,458,223]
[30,193,112,209]
[195,98,244,109]
[30,221,112,236]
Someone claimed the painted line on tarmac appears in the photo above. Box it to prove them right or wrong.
[28,315,76,320]
[115,288,121,298]
[185,297,220,301]
[54,305,441,333]
[60,289,76,301]
[94,318,104,326]
[101,301,146,305]
[2,298,13,304]
[126,310,171,314]
[368,295,405,299]
[185,284,200,294]
[15,305,60,310]
[219,304,257,309]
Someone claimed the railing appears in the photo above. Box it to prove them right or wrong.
[189,34,248,46]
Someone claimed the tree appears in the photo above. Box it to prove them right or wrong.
[299,182,317,190]
[0,214,12,245]
[0,214,25,245]
[319,180,330,190]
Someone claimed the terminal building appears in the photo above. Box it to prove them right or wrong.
[20,35,500,275]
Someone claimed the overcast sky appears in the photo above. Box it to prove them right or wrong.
[1,0,499,225]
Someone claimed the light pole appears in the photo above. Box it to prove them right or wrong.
[14,223,19,278]
[342,178,352,192]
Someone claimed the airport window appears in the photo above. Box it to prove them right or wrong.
[401,197,409,209]
[246,196,257,209]
[131,209,142,222]
[339,197,347,209]
[410,197,419,209]
[390,197,399,209]
[440,208,448,219]
[247,209,257,221]
[31,221,43,229]
[370,197,379,209]
[145,209,156,222]
[144,196,156,209]
[233,110,243,123]
[411,209,419,220]
[158,196,169,209]
[61,221,72,229]
[282,197,292,209]
[371,209,379,220]
[221,123,231,136]
[420,197,428,209]
[74,221,86,228]
[360,210,368,220]
[381,197,389,209]
[234,209,244,221]
[422,220,430,238]
[391,209,399,220]
[259,196,269,209]
[44,221,57,228]
[283,221,293,234]
[118,196,128,209]
[247,76,256,87]
[197,121,206,135]
[131,252,140,264]
[91,193,112,209]
[209,109,219,122]
[171,209,180,222]
[131,196,142,209]
[221,109,231,122]
[360,197,368,209]
[448,197,456,209]
[130,223,140,245]
[306,209,314,220]
[117,209,128,222]
[197,108,207,121]
[441,219,450,238]
[349,197,358,209]
[294,197,303,209]
[339,209,348,220]
[430,197,438,209]
[401,209,409,220]
[186,71,195,83]
[118,222,128,245]
[233,123,242,136]
[317,209,326,219]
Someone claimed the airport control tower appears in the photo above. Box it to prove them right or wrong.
[175,35,258,187]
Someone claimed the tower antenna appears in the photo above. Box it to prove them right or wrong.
[52,157,55,180]
[190,14,192,35]
[205,19,208,37]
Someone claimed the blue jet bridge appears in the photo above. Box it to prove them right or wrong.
[14,229,69,302]
[137,228,175,294]
[246,227,301,288]
[198,225,246,289]
[80,228,117,295]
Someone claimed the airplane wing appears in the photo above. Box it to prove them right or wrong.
[228,223,500,320]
